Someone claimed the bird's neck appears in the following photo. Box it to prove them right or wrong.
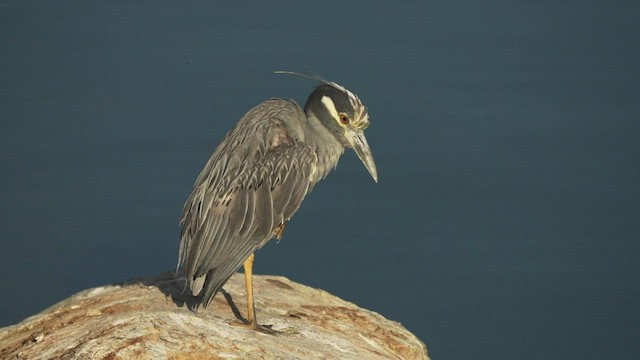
[304,112,345,184]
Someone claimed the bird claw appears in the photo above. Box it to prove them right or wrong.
[228,319,280,335]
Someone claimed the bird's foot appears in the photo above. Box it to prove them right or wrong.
[228,319,280,335]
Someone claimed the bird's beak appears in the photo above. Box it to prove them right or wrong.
[345,129,378,183]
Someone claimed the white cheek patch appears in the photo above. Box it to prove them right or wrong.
[321,95,340,121]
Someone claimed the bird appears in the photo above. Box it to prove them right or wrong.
[177,73,377,332]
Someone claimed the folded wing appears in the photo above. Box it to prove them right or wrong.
[178,99,317,308]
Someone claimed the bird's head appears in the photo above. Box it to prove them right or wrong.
[303,81,378,183]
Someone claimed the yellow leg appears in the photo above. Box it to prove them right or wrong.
[231,253,277,334]
[243,253,256,328]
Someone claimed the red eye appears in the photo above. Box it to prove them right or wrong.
[339,114,350,124]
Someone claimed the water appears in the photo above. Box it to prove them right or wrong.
[1,1,639,359]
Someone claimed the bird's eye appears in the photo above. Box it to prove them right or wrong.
[339,114,350,124]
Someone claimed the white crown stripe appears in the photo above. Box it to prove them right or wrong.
[274,71,369,129]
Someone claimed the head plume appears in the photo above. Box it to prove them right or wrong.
[275,71,369,129]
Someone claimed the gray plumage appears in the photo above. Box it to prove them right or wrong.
[178,79,377,309]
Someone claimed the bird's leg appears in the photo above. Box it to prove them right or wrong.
[274,221,288,242]
[243,252,256,327]
[229,253,278,334]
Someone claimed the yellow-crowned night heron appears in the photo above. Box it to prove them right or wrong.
[178,73,377,331]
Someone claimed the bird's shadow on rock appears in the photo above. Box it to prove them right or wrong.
[124,271,246,323]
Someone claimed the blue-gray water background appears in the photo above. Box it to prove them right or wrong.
[2,1,639,359]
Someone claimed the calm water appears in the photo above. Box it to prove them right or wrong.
[2,1,639,359]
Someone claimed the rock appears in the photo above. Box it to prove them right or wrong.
[0,272,429,360]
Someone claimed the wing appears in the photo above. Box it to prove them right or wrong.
[178,99,317,308]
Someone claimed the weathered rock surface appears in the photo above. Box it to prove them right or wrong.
[0,272,429,359]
